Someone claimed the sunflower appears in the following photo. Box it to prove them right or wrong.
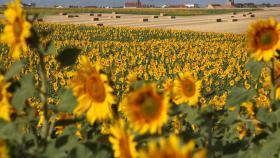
[247,18,280,62]
[173,72,202,106]
[0,75,13,122]
[1,0,32,59]
[71,56,115,124]
[109,120,137,158]
[140,135,206,158]
[120,84,169,134]
[0,140,9,158]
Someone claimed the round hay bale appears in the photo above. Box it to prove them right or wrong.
[231,16,235,18]
[216,19,222,22]
[89,13,94,16]
[243,14,246,17]
[115,15,121,19]
[151,15,159,18]
[93,18,99,21]
[248,12,252,15]
[169,16,176,19]
[250,14,255,18]
[96,23,103,26]
[75,15,79,17]
[59,13,67,16]
[140,18,148,22]
[232,19,238,22]
[67,15,74,18]
[37,18,43,22]
[97,14,102,17]
[233,12,237,15]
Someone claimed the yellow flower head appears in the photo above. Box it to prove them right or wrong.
[120,84,169,134]
[140,135,206,158]
[0,140,9,158]
[109,120,137,158]
[0,75,13,122]
[71,56,115,124]
[173,72,202,106]
[1,0,32,59]
[247,18,280,62]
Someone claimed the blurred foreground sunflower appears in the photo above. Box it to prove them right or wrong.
[1,0,32,59]
[247,18,280,62]
[109,120,137,158]
[120,84,169,134]
[173,72,201,106]
[71,56,115,124]
[0,140,9,158]
[0,75,13,122]
[140,135,206,158]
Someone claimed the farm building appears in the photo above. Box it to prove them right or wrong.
[124,0,142,8]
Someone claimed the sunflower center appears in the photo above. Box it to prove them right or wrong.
[181,79,196,97]
[86,74,106,103]
[139,92,162,120]
[258,29,279,50]
[13,17,23,38]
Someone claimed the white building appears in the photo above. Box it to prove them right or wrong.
[185,4,199,8]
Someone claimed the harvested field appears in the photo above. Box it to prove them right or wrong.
[40,8,280,34]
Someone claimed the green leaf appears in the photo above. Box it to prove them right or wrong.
[57,89,77,113]
[245,59,266,79]
[4,61,23,81]
[224,108,239,124]
[12,74,35,110]
[56,47,81,67]
[226,87,257,107]
[258,130,280,158]
[43,41,57,55]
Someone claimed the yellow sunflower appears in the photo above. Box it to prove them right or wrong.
[247,18,280,62]
[109,120,137,158]
[1,0,32,59]
[0,75,13,122]
[0,140,9,158]
[140,135,206,158]
[120,84,169,134]
[173,72,202,106]
[71,56,115,124]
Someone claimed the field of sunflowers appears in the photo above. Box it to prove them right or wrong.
[1,0,280,158]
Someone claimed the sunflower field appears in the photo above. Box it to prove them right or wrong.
[1,0,280,158]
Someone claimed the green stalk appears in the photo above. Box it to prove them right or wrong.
[38,53,50,139]
[271,59,276,101]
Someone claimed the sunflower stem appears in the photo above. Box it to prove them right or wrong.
[271,59,276,101]
[38,53,50,140]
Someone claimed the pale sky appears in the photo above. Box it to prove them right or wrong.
[0,0,278,7]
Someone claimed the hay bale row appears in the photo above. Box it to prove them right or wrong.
[160,13,167,16]
[140,18,148,22]
[216,19,222,22]
[59,13,67,16]
[169,16,176,19]
[250,14,255,18]
[232,19,238,22]
[96,23,103,26]
[67,15,75,18]
[151,15,159,18]
[93,18,99,21]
